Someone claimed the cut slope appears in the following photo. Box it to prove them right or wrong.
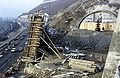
[29,0,79,16]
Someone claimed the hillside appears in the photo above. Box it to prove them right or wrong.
[49,0,98,32]
[29,0,79,16]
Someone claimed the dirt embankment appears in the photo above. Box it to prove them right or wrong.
[62,29,113,53]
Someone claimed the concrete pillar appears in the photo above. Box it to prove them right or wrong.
[102,9,120,78]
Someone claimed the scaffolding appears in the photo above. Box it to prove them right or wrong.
[24,12,62,63]
[26,12,44,61]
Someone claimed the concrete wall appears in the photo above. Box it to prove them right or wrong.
[102,9,120,78]
[109,0,120,4]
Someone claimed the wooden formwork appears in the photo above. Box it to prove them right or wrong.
[26,13,44,61]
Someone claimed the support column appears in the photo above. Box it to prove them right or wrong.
[102,9,120,78]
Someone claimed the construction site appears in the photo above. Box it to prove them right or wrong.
[1,0,120,78]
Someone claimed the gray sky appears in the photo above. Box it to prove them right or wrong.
[0,0,44,18]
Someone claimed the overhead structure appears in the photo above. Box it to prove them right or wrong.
[78,10,117,29]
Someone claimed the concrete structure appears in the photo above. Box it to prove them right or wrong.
[80,4,117,31]
[80,22,115,31]
[102,9,120,78]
